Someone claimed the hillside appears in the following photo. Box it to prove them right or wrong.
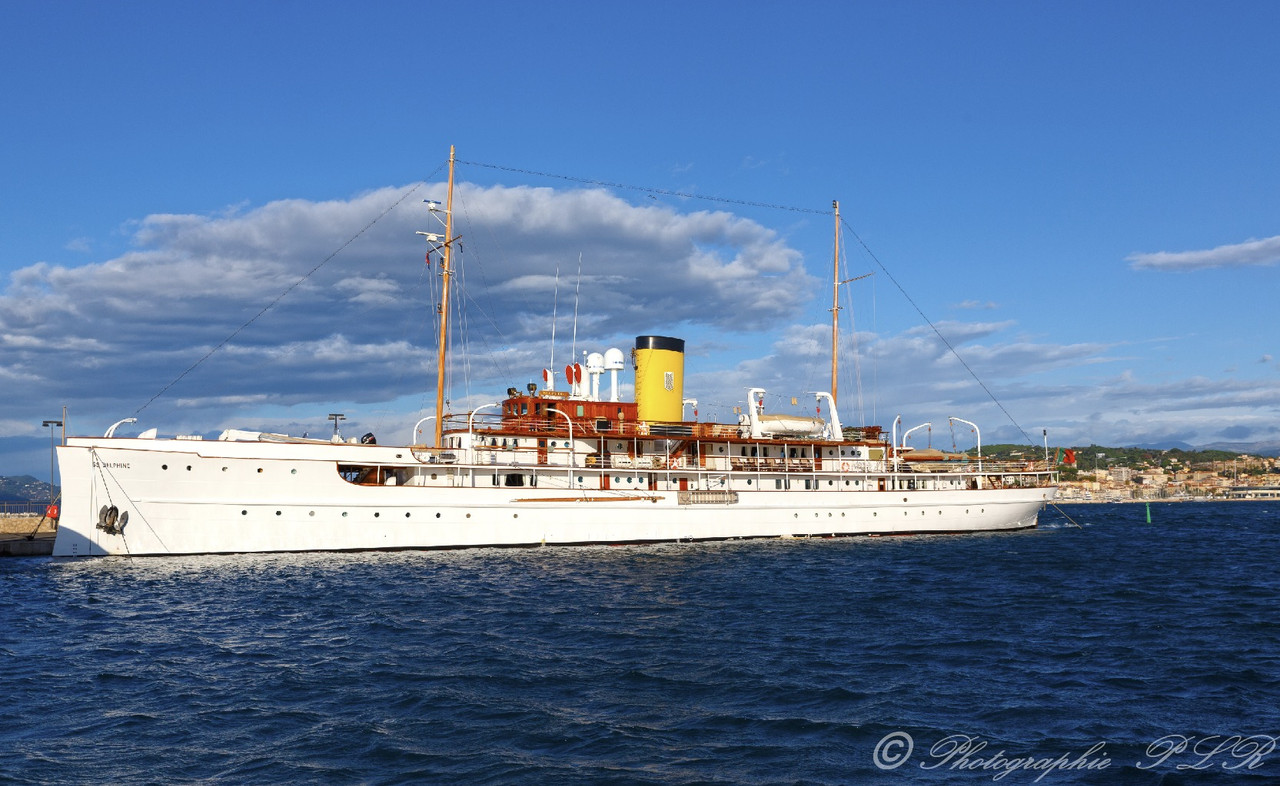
[980,444,1252,468]
[0,475,58,503]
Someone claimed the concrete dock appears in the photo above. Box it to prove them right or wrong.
[0,516,56,557]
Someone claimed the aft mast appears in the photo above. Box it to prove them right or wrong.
[830,200,840,407]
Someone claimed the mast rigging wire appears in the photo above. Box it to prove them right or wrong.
[839,216,1040,448]
[457,159,830,216]
[133,178,433,417]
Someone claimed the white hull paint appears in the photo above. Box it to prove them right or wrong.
[53,437,1055,557]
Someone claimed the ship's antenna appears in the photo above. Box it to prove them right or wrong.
[549,263,560,384]
[570,252,583,363]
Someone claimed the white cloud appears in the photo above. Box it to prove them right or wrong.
[0,182,813,438]
[954,299,997,310]
[1127,234,1280,271]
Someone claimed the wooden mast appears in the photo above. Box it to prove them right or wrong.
[830,200,840,406]
[434,146,457,448]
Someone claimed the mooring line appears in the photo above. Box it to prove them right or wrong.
[1048,502,1083,528]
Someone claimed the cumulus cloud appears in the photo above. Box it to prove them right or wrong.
[0,182,813,438]
[1127,234,1280,271]
[954,299,997,310]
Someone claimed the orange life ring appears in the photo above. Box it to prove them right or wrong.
[840,462,851,472]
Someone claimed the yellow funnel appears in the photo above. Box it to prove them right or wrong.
[633,335,684,422]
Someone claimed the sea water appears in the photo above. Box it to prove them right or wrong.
[2,502,1278,784]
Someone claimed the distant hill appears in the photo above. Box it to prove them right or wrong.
[1130,440,1197,452]
[981,444,1266,467]
[0,475,57,503]
[1199,441,1280,458]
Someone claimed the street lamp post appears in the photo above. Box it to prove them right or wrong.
[42,419,62,508]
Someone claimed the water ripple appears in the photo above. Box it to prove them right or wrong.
[2,502,1279,783]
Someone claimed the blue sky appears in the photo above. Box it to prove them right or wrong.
[3,1,1279,480]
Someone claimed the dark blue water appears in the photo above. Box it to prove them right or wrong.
[3,502,1278,784]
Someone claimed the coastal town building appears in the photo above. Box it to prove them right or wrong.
[1056,453,1280,501]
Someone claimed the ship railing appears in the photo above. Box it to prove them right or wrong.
[410,446,461,464]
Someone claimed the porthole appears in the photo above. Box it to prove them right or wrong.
[309,511,315,517]
[290,469,297,475]
[436,512,441,518]
[241,510,247,516]
[161,464,168,470]
[431,473,438,480]
[746,479,753,485]
[513,513,519,519]
[186,465,192,471]
[275,511,282,516]
[257,468,263,474]
[342,512,348,518]
[405,512,411,518]
[374,512,380,518]
[466,513,471,519]
[221,467,228,472]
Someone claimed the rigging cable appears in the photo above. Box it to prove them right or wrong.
[449,177,519,385]
[456,159,829,216]
[839,215,1041,449]
[133,178,434,417]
